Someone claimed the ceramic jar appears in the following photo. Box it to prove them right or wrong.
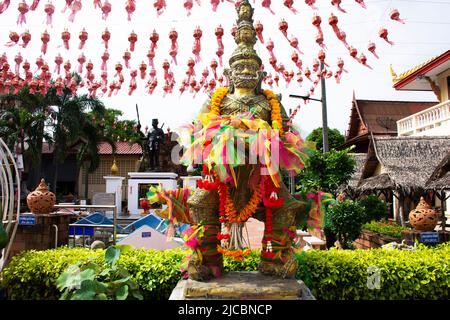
[26,179,56,214]
[408,197,439,232]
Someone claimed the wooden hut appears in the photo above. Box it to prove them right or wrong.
[425,151,450,230]
[357,135,450,226]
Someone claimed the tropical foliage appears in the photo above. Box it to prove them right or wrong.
[306,127,345,151]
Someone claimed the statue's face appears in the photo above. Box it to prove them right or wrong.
[239,5,252,20]
[230,59,261,89]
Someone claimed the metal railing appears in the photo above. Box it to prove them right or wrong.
[397,100,450,136]
[53,204,118,246]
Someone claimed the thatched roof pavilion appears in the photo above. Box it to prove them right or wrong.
[357,135,450,195]
[426,151,450,192]
[337,153,367,198]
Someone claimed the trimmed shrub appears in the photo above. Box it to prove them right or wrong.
[363,220,409,239]
[327,200,366,248]
[358,195,389,222]
[296,243,450,300]
[3,244,450,300]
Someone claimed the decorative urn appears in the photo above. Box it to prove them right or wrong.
[408,197,439,231]
[26,179,56,214]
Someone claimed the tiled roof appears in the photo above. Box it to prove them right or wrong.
[97,142,142,155]
[42,141,142,155]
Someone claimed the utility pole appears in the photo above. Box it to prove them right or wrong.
[289,62,330,153]
[320,62,329,153]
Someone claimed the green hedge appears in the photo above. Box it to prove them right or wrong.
[362,220,409,239]
[296,243,450,299]
[2,244,449,300]
[0,247,260,300]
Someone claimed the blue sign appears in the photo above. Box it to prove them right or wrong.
[142,231,152,238]
[19,214,36,225]
[420,232,439,244]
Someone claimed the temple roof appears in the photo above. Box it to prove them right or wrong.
[391,50,450,91]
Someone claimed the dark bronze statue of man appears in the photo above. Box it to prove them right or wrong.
[147,118,165,171]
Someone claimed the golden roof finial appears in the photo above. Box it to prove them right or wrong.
[390,64,398,82]
[111,158,118,175]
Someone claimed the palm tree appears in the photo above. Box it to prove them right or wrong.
[0,88,54,188]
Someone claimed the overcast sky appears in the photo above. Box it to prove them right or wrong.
[1,0,448,137]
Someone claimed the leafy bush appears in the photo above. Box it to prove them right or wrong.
[327,200,366,248]
[1,246,260,300]
[3,244,450,300]
[358,195,389,222]
[296,243,450,300]
[363,220,409,239]
[57,245,143,300]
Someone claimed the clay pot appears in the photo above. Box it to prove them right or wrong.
[26,179,56,214]
[409,197,439,231]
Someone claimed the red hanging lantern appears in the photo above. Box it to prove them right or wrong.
[128,69,137,95]
[93,0,101,9]
[128,31,138,52]
[278,19,289,39]
[355,0,367,9]
[115,63,123,81]
[68,0,82,22]
[17,1,29,26]
[61,29,71,50]
[101,0,111,20]
[349,46,358,59]
[192,26,203,63]
[304,67,311,80]
[102,28,111,49]
[390,9,405,24]
[331,0,346,13]
[123,50,131,69]
[125,0,136,21]
[0,0,11,14]
[169,29,178,65]
[312,13,322,33]
[379,27,394,45]
[139,62,147,80]
[41,30,50,54]
[101,50,109,71]
[358,53,372,69]
[337,57,347,73]
[367,41,379,59]
[254,21,264,43]
[318,50,329,67]
[54,54,63,74]
[79,28,88,49]
[86,60,94,79]
[184,0,193,16]
[150,29,159,51]
[20,30,31,48]
[315,31,326,50]
[54,77,64,96]
[154,0,166,16]
[44,1,55,26]
[210,59,218,79]
[147,49,155,68]
[63,60,71,78]
[77,53,86,74]
[62,0,74,13]
[305,0,317,10]
[262,0,275,14]
[6,31,20,47]
[14,53,23,75]
[337,30,349,49]
[210,0,220,12]
[283,0,298,14]
[231,24,237,38]
[289,36,303,55]
[215,25,224,65]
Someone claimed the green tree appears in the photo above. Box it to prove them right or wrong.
[306,127,345,151]
[295,148,356,195]
[88,108,141,144]
[327,200,366,249]
[0,87,57,187]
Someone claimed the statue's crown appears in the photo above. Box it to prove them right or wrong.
[229,0,261,66]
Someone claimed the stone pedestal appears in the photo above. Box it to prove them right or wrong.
[104,176,125,214]
[127,172,178,217]
[169,271,315,300]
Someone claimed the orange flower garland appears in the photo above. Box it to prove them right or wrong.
[208,87,229,118]
[263,89,284,135]
[217,246,251,262]
[218,182,261,224]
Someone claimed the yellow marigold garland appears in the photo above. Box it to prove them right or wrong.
[263,89,284,135]
[217,246,251,262]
